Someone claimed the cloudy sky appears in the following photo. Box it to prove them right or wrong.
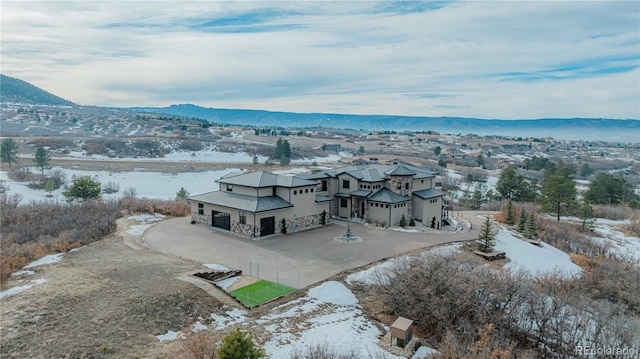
[2,1,639,119]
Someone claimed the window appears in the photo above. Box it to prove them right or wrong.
[305,188,309,193]
[342,179,350,189]
[405,183,410,190]
[385,204,389,208]
[310,188,314,192]
[198,203,204,215]
[239,211,246,225]
[421,180,424,183]
[340,198,348,208]
[294,190,297,195]
[397,184,402,190]
[321,180,328,191]
[226,184,233,192]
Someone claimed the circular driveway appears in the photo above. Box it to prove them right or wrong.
[144,214,486,288]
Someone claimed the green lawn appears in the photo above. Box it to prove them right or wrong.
[229,280,296,307]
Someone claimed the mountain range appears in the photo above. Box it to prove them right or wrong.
[1,74,638,142]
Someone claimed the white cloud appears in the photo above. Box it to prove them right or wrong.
[1,1,638,119]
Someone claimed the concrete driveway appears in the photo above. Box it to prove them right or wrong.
[144,213,489,288]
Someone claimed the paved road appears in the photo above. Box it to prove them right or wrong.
[144,212,491,288]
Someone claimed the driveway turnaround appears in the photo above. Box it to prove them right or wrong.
[144,213,487,288]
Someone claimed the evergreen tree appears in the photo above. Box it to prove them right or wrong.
[279,154,290,166]
[409,217,416,226]
[252,155,259,165]
[217,327,266,359]
[63,175,102,202]
[399,214,408,228]
[477,216,496,253]
[539,163,577,221]
[503,200,515,225]
[0,138,19,168]
[176,187,189,200]
[517,208,527,232]
[434,146,441,155]
[33,146,51,174]
[525,213,538,239]
[578,201,596,231]
[44,178,55,196]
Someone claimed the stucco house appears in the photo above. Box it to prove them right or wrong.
[188,163,446,239]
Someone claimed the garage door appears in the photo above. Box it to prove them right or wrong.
[260,217,275,236]
[212,210,231,231]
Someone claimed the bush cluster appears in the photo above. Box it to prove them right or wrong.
[0,197,121,285]
[375,251,640,358]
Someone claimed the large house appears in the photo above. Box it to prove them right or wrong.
[188,164,446,239]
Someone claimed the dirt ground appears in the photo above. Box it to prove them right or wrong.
[0,217,235,359]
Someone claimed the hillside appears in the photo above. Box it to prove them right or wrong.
[0,74,74,106]
[130,104,640,142]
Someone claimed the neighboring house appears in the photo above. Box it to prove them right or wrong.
[189,163,446,239]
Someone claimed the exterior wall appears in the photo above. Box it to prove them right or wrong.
[288,186,318,215]
[367,201,390,226]
[390,202,410,225]
[337,174,357,194]
[414,197,443,228]
[258,187,275,197]
[412,197,424,222]
[223,184,257,196]
[412,178,433,191]
[337,197,351,218]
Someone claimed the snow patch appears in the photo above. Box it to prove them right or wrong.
[495,227,583,278]
[156,330,183,342]
[24,253,64,268]
[216,276,240,291]
[412,346,439,359]
[0,279,46,299]
[204,263,230,271]
[308,281,358,306]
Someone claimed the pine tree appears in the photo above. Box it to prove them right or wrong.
[477,216,496,253]
[0,138,19,168]
[217,328,265,359]
[517,208,527,232]
[176,187,189,200]
[503,200,515,225]
[63,175,102,202]
[399,214,408,228]
[578,201,596,231]
[33,146,51,174]
[525,213,538,239]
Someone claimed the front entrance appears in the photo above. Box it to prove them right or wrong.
[260,216,275,236]
[212,210,231,231]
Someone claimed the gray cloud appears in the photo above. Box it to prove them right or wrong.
[1,1,638,119]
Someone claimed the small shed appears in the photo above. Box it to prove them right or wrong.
[390,316,414,347]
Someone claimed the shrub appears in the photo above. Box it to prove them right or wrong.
[102,181,120,194]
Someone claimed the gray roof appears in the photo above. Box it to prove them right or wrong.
[188,191,293,213]
[315,195,333,202]
[320,164,437,182]
[217,171,317,188]
[385,165,416,176]
[350,189,372,197]
[413,188,446,200]
[368,188,411,204]
[300,172,331,180]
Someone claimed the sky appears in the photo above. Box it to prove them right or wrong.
[2,1,639,119]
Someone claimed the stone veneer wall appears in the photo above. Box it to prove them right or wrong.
[280,213,326,235]
[191,213,210,225]
[230,221,257,239]
[192,213,325,239]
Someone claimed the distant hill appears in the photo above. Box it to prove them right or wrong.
[0,74,74,106]
[130,104,640,142]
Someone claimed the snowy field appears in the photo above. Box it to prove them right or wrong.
[0,167,240,202]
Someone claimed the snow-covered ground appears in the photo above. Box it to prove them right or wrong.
[591,225,640,261]
[494,227,583,278]
[0,167,239,202]
[208,281,405,358]
[0,253,64,299]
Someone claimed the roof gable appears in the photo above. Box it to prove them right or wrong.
[368,188,410,204]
